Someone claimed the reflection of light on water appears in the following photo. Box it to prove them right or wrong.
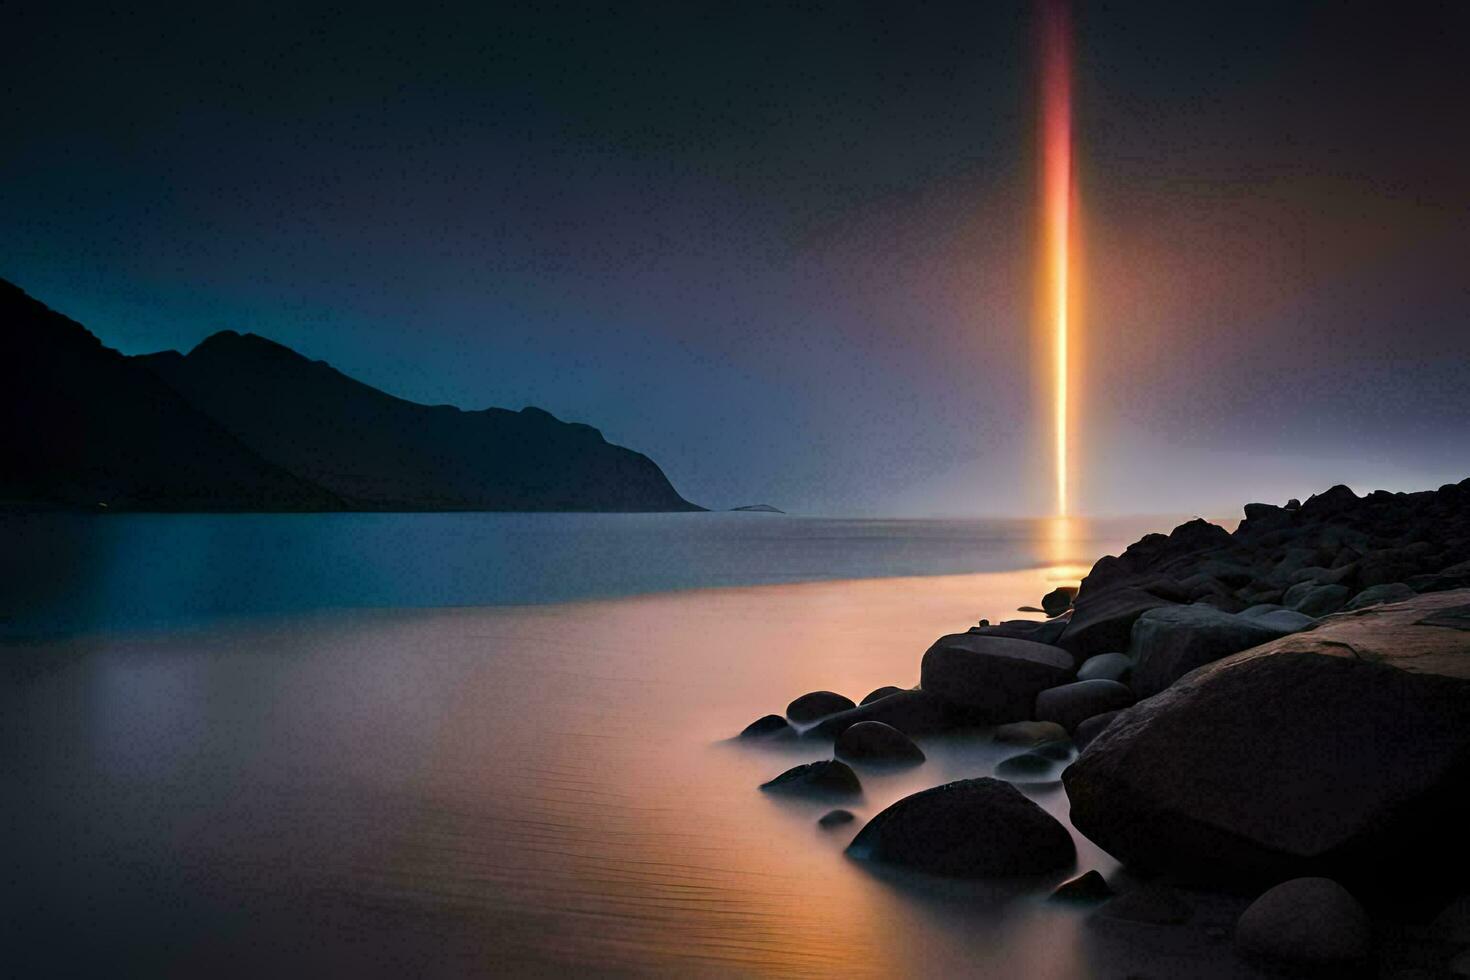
[1041,514,1091,588]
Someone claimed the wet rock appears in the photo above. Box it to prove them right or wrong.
[1059,587,1175,661]
[993,720,1068,746]
[1073,710,1121,751]
[817,809,855,828]
[760,759,861,797]
[970,617,1069,645]
[860,685,904,705]
[1043,585,1078,617]
[1234,877,1371,965]
[1065,590,1470,900]
[1034,679,1136,733]
[834,721,925,766]
[846,777,1075,877]
[1097,885,1193,925]
[1051,869,1114,903]
[1285,582,1351,617]
[995,751,1057,780]
[739,714,794,739]
[1129,602,1303,698]
[807,690,958,739]
[1076,652,1132,683]
[786,690,856,723]
[1345,582,1416,611]
[920,634,1074,723]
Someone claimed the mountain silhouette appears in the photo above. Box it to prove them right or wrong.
[2,279,701,512]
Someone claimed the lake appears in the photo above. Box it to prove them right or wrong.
[1,512,1263,977]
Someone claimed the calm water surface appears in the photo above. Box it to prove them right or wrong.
[1,513,1260,977]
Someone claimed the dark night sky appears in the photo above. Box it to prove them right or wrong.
[4,1,1468,515]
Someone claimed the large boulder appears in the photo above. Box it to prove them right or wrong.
[786,690,856,722]
[1234,878,1371,966]
[1034,679,1136,732]
[1064,590,1470,901]
[1058,587,1174,661]
[834,721,925,766]
[1128,602,1305,697]
[845,777,1075,877]
[806,689,958,739]
[920,634,1074,723]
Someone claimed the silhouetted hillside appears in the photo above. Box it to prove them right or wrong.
[0,279,342,510]
[135,329,701,512]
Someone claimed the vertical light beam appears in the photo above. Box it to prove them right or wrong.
[1040,1,1072,516]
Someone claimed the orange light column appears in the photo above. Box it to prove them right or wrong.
[1040,0,1073,516]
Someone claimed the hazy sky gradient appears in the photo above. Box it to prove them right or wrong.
[4,1,1467,515]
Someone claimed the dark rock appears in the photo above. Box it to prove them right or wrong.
[1129,603,1303,698]
[859,685,905,705]
[1064,590,1470,900]
[834,721,925,766]
[1098,886,1193,925]
[1017,605,1045,613]
[970,617,1069,645]
[845,777,1075,877]
[920,634,1074,722]
[995,751,1057,780]
[1034,679,1136,732]
[760,760,861,797]
[993,720,1068,746]
[1051,869,1114,902]
[1073,710,1121,751]
[807,690,958,739]
[1430,894,1470,943]
[1344,583,1416,611]
[1284,582,1351,617]
[739,714,793,739]
[817,809,855,828]
[1032,740,1074,761]
[1076,652,1132,683]
[1237,604,1317,633]
[1059,587,1175,661]
[786,691,856,723]
[1043,585,1079,617]
[1234,877,1371,965]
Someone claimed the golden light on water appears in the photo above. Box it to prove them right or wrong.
[1040,1,1073,516]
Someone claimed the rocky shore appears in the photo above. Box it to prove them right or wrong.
[737,479,1470,975]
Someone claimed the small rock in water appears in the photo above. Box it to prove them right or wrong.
[1051,870,1114,903]
[817,809,855,828]
[993,720,1068,746]
[760,759,861,797]
[995,752,1056,780]
[860,685,904,705]
[786,690,856,723]
[834,721,925,766]
[1034,679,1136,733]
[1098,886,1193,925]
[1043,586,1079,617]
[1032,740,1073,761]
[739,714,793,739]
[1234,877,1370,965]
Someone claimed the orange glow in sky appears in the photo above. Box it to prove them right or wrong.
[1041,0,1073,516]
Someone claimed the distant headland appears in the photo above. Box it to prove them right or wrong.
[0,279,702,513]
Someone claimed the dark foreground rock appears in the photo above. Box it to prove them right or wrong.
[834,721,925,766]
[920,634,1074,722]
[1234,877,1371,966]
[1034,679,1136,732]
[1064,590,1470,901]
[1058,586,1176,662]
[739,714,793,739]
[1128,602,1309,697]
[761,760,862,797]
[786,690,856,723]
[807,689,959,739]
[846,777,1075,877]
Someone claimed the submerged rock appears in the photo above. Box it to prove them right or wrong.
[834,721,925,766]
[920,634,1074,723]
[786,690,856,723]
[860,685,904,705]
[846,777,1075,877]
[995,751,1058,781]
[1064,590,1470,900]
[1051,869,1114,903]
[817,809,855,828]
[1034,679,1136,733]
[739,714,793,739]
[1234,877,1371,965]
[993,720,1068,746]
[760,760,861,797]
